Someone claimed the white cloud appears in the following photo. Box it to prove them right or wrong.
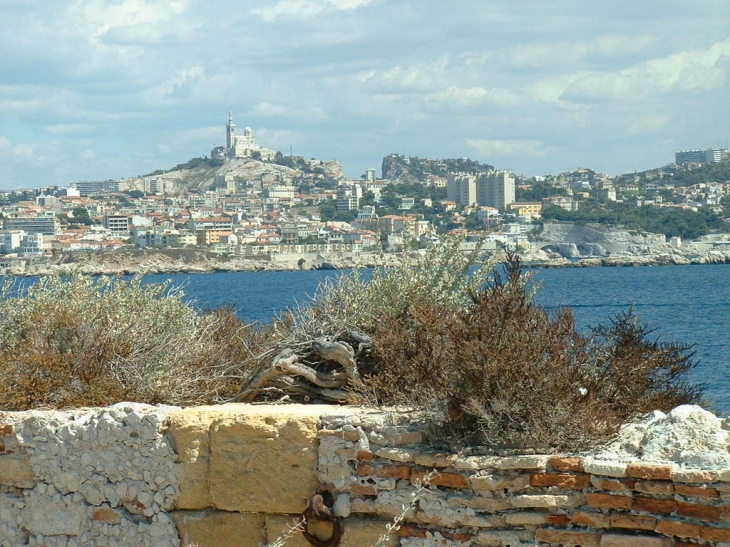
[562,39,730,101]
[250,102,287,116]
[44,124,94,135]
[359,56,450,93]
[625,114,671,136]
[425,86,522,109]
[465,138,552,159]
[252,0,372,22]
[0,136,35,159]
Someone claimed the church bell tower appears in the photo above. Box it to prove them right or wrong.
[226,111,236,152]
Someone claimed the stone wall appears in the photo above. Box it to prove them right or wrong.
[1,403,729,547]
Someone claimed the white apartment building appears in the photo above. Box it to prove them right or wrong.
[446,173,477,206]
[447,171,515,211]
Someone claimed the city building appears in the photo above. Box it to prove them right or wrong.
[3,215,59,235]
[447,171,515,210]
[675,148,728,165]
[446,173,477,206]
[70,180,122,196]
[104,214,131,236]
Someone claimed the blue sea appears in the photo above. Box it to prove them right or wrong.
[136,263,730,417]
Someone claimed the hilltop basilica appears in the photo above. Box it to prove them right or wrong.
[211,112,276,162]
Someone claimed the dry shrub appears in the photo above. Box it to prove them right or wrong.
[367,253,701,451]
[0,274,270,410]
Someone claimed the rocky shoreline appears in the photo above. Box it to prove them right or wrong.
[2,246,730,277]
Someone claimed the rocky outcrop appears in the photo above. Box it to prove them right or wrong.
[124,156,344,193]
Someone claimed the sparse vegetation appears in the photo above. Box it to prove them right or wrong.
[0,240,702,451]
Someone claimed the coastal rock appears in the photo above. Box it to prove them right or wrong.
[639,405,730,468]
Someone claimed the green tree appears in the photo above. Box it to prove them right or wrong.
[71,206,92,226]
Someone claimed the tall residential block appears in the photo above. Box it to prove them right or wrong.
[446,172,477,206]
[447,171,515,211]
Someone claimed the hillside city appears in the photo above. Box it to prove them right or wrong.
[2,112,730,272]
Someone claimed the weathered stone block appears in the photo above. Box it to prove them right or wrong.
[634,480,675,496]
[173,510,266,547]
[207,405,323,513]
[584,459,628,478]
[0,453,35,488]
[510,494,583,508]
[167,406,229,510]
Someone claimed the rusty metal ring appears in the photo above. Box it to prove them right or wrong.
[301,494,343,547]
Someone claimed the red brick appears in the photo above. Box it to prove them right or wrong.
[610,513,657,530]
[655,519,701,539]
[674,484,720,498]
[535,529,600,546]
[570,511,610,528]
[411,470,468,489]
[601,534,672,547]
[634,480,674,496]
[627,463,674,481]
[93,508,121,524]
[701,526,730,542]
[357,463,375,477]
[548,514,570,525]
[531,472,591,489]
[550,456,584,472]
[633,496,677,514]
[592,477,635,492]
[356,450,376,461]
[350,484,377,496]
[397,524,427,538]
[376,465,411,480]
[0,424,12,435]
[676,501,723,521]
[586,492,633,510]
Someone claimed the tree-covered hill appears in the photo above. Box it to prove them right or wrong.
[381,154,494,183]
[542,201,730,241]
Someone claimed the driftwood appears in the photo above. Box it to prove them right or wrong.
[230,335,368,403]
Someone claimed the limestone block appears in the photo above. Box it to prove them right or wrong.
[167,406,230,510]
[265,515,398,547]
[207,404,324,513]
[0,453,35,488]
[21,491,87,536]
[0,492,26,545]
[172,510,265,547]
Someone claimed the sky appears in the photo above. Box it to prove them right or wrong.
[1,0,729,189]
